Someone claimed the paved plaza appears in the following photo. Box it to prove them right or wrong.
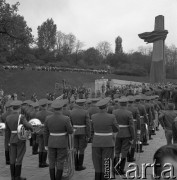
[0,127,166,180]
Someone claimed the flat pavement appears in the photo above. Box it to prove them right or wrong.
[0,127,166,180]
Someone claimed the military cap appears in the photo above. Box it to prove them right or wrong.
[76,99,86,105]
[114,98,119,103]
[22,100,33,105]
[140,94,147,100]
[134,95,142,100]
[86,99,92,104]
[127,96,135,102]
[11,100,22,107]
[38,98,48,106]
[51,100,65,109]
[48,100,53,104]
[96,98,110,108]
[31,102,39,108]
[5,100,13,108]
[118,97,128,103]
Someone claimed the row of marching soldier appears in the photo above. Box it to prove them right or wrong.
[0,93,165,180]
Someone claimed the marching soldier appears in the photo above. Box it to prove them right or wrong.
[126,96,140,162]
[44,100,73,180]
[70,99,91,171]
[5,100,33,180]
[36,99,53,168]
[0,100,13,165]
[91,98,119,180]
[113,97,135,175]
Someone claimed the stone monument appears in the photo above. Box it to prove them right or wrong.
[138,15,168,83]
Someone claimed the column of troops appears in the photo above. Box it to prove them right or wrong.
[0,93,164,180]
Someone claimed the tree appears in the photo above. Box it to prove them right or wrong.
[0,0,33,44]
[37,18,57,51]
[96,41,112,59]
[138,45,152,56]
[115,36,123,54]
[83,47,102,66]
[74,40,84,64]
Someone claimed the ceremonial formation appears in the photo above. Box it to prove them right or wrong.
[1,81,177,180]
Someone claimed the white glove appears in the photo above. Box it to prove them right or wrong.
[45,146,48,151]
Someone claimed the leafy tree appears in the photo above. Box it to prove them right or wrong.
[96,41,112,59]
[37,18,57,51]
[83,47,103,66]
[115,36,123,54]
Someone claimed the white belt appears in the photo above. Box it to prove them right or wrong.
[133,119,137,121]
[119,125,129,128]
[140,116,144,118]
[50,133,67,136]
[94,132,113,136]
[11,131,17,133]
[73,125,86,128]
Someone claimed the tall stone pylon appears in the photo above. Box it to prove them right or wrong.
[138,15,168,83]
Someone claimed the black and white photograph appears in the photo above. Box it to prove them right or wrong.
[0,0,177,179]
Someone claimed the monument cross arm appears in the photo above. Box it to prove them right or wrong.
[138,15,168,84]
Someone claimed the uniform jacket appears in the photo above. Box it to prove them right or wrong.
[159,110,177,130]
[91,111,119,147]
[1,109,13,123]
[113,107,135,139]
[5,112,33,144]
[36,109,53,124]
[44,112,73,148]
[70,105,91,137]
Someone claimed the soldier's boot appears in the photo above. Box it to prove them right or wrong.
[42,152,49,167]
[10,164,15,180]
[114,157,120,175]
[32,143,38,155]
[140,143,144,153]
[74,152,79,171]
[127,148,136,162]
[149,134,153,140]
[38,152,43,168]
[15,165,26,180]
[29,138,33,146]
[49,169,56,180]
[5,151,10,165]
[94,172,101,180]
[77,154,86,171]
[55,169,63,180]
[118,158,126,175]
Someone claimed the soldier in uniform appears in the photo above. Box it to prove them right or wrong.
[0,100,13,165]
[36,99,53,168]
[30,102,40,155]
[91,98,119,180]
[62,100,71,117]
[113,97,135,175]
[5,100,33,180]
[70,99,91,171]
[126,96,140,162]
[44,100,73,180]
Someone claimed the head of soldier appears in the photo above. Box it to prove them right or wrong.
[119,97,128,107]
[11,100,22,113]
[152,144,177,180]
[51,100,65,112]
[75,99,86,108]
[95,98,110,111]
[167,103,175,110]
[38,98,48,110]
[127,96,135,105]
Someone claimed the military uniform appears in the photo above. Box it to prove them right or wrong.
[44,100,73,180]
[126,96,140,162]
[5,100,33,180]
[113,97,135,175]
[1,100,13,165]
[70,99,91,171]
[29,102,40,155]
[91,98,119,180]
[36,99,53,168]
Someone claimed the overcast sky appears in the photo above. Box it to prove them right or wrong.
[8,0,177,52]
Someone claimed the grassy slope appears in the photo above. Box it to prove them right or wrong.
[0,70,175,99]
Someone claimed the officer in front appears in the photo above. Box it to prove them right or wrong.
[44,100,73,180]
[113,97,135,175]
[92,98,119,180]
